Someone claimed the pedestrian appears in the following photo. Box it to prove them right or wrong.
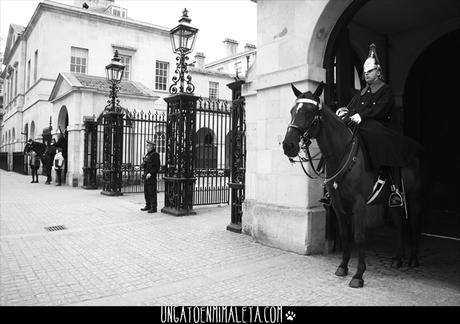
[28,149,41,183]
[53,147,65,186]
[44,138,57,184]
[141,140,160,213]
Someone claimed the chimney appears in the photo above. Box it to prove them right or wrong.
[244,43,256,51]
[194,52,205,68]
[223,38,238,57]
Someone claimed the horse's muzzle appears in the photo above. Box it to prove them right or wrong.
[282,141,299,158]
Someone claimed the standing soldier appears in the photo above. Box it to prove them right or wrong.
[141,140,161,213]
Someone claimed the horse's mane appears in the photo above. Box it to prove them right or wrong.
[320,103,353,138]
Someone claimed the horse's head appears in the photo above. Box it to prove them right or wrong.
[282,82,325,158]
[24,140,33,154]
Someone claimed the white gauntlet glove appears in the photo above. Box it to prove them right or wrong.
[350,113,362,124]
[336,107,349,118]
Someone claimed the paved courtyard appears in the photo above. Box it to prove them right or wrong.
[0,170,459,306]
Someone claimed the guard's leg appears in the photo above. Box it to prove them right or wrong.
[141,180,151,211]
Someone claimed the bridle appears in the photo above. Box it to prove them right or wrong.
[287,97,359,185]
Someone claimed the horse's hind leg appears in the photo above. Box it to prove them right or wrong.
[389,207,405,268]
[407,195,422,267]
[335,214,351,277]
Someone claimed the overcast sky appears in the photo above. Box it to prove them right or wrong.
[0,0,257,63]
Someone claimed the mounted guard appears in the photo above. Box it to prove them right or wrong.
[333,43,422,207]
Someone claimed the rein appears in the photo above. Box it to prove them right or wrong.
[287,98,359,184]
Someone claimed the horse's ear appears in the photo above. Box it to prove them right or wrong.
[313,81,325,98]
[291,83,302,98]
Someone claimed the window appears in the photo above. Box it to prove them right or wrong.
[27,60,31,89]
[209,81,219,99]
[155,61,169,91]
[70,47,88,74]
[14,69,18,96]
[154,131,166,153]
[235,61,242,75]
[111,7,127,18]
[119,54,131,80]
[34,50,38,82]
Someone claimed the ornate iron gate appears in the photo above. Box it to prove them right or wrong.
[193,98,232,205]
[83,110,166,193]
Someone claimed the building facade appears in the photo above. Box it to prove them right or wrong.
[0,0,235,185]
[242,0,460,253]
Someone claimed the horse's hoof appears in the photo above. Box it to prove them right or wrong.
[335,266,348,277]
[391,257,403,268]
[349,277,364,288]
[408,258,420,268]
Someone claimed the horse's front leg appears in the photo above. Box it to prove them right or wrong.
[349,204,366,288]
[334,210,351,277]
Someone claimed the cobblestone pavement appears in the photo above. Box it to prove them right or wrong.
[1,170,459,306]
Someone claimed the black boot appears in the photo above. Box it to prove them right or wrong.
[148,208,157,214]
[389,188,403,207]
[388,167,403,208]
[140,206,151,211]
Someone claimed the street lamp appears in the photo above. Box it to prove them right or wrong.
[105,50,125,112]
[161,9,199,216]
[169,8,199,94]
[101,50,125,196]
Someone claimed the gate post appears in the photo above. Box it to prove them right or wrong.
[226,79,246,233]
[161,94,197,216]
[101,111,124,196]
[82,116,98,189]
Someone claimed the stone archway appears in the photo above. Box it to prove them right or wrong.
[403,29,460,239]
[307,0,460,241]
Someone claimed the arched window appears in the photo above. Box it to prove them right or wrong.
[30,121,35,140]
[154,128,166,153]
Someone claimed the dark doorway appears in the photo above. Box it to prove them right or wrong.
[404,29,460,239]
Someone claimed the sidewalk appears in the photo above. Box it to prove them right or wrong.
[1,170,459,306]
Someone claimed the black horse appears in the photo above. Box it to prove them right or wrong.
[282,82,426,288]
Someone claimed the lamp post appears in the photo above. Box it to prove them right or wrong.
[101,50,125,196]
[161,9,199,216]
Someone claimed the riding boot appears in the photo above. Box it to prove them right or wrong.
[388,167,403,208]
[366,167,388,204]
[319,190,331,205]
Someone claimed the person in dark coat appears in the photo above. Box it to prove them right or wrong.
[43,138,57,184]
[335,44,421,207]
[141,140,161,213]
[28,149,41,183]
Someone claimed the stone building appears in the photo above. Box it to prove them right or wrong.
[242,0,460,253]
[0,0,235,184]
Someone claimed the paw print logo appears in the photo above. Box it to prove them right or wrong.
[285,311,296,321]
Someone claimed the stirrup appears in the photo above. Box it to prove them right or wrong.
[319,191,331,205]
[366,176,386,205]
[389,186,403,208]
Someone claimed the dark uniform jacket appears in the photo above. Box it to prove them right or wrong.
[43,144,57,167]
[348,80,421,170]
[142,150,161,181]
